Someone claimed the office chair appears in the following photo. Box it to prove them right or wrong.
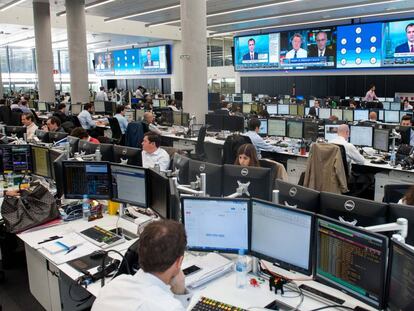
[333,144,349,180]
[30,109,43,127]
[383,184,412,203]
[259,158,288,188]
[108,117,123,144]
[222,134,252,165]
[9,111,22,126]
[0,105,11,124]
[189,126,206,161]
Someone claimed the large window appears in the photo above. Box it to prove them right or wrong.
[207,38,233,67]
[8,48,35,73]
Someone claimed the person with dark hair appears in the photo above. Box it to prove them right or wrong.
[167,99,179,112]
[77,103,104,130]
[19,98,31,113]
[53,103,68,124]
[308,99,320,118]
[144,49,154,67]
[234,143,260,167]
[95,86,108,101]
[363,84,378,102]
[243,38,258,60]
[403,99,413,111]
[395,23,414,53]
[91,220,191,311]
[399,185,414,205]
[244,118,279,158]
[401,114,413,127]
[114,105,128,134]
[43,116,65,132]
[70,127,100,144]
[21,112,38,140]
[143,111,162,134]
[141,132,170,171]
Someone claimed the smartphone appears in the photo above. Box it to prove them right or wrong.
[183,265,201,276]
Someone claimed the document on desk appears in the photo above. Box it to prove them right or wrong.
[183,253,234,289]
[39,232,100,265]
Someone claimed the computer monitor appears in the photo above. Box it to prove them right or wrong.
[278,104,289,115]
[275,180,320,212]
[0,145,32,174]
[324,124,340,141]
[258,118,268,136]
[62,161,111,199]
[242,103,251,114]
[242,93,252,103]
[48,131,68,144]
[99,143,114,162]
[71,104,82,115]
[222,164,272,201]
[350,125,373,147]
[181,197,250,253]
[173,111,183,126]
[289,104,298,115]
[297,105,305,117]
[182,112,190,127]
[110,163,147,207]
[331,108,343,120]
[354,109,369,121]
[390,102,401,111]
[205,114,222,131]
[382,102,391,110]
[222,115,244,132]
[31,145,52,178]
[78,140,99,155]
[172,153,189,184]
[342,109,354,122]
[315,215,388,309]
[49,149,62,181]
[250,199,314,275]
[124,109,136,122]
[188,159,222,196]
[373,128,390,152]
[35,129,49,142]
[309,99,315,107]
[136,109,145,121]
[400,110,413,122]
[104,101,115,115]
[386,240,414,311]
[267,104,278,115]
[378,109,385,121]
[267,119,286,137]
[94,101,105,114]
[303,120,319,141]
[67,136,79,156]
[113,145,142,166]
[38,102,48,112]
[318,108,331,120]
[389,203,414,245]
[384,110,400,123]
[5,126,26,139]
[159,99,167,108]
[319,191,388,226]
[148,168,178,219]
[286,120,303,139]
[53,152,67,198]
[152,99,160,108]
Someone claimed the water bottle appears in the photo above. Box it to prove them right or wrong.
[82,194,91,220]
[95,146,102,161]
[235,249,248,289]
[390,151,396,166]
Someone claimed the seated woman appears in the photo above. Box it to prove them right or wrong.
[234,143,260,167]
[399,186,414,205]
[70,127,100,144]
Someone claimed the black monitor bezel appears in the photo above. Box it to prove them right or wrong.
[250,198,315,276]
[314,214,388,309]
[181,196,251,254]
[110,163,148,208]
[62,160,112,200]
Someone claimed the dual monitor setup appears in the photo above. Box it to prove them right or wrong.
[181,196,412,310]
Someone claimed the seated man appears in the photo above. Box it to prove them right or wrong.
[53,103,69,124]
[143,111,162,135]
[42,116,66,132]
[328,124,365,165]
[368,111,377,123]
[401,114,413,127]
[91,220,191,311]
[114,105,128,134]
[243,118,280,158]
[21,112,38,140]
[141,132,170,171]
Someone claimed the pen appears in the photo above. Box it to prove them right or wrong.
[38,235,63,244]
[65,246,77,255]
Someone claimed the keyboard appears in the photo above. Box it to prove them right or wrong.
[191,297,246,311]
[80,226,125,248]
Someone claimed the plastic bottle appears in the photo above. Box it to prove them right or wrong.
[95,146,102,161]
[235,249,248,289]
[390,150,396,166]
[82,194,91,220]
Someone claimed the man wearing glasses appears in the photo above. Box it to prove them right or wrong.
[308,31,334,58]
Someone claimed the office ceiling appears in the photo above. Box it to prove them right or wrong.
[0,0,413,38]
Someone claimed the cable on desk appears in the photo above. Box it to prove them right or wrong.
[309,305,354,311]
[100,249,130,287]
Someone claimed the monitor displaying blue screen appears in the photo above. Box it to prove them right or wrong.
[113,48,140,75]
[336,23,382,68]
[382,20,414,67]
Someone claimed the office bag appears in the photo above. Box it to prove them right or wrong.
[1,183,59,233]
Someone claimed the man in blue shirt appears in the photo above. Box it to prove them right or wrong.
[78,103,105,130]
[244,118,280,158]
[114,105,128,134]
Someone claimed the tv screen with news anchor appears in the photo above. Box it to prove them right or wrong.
[382,20,414,67]
[94,52,114,75]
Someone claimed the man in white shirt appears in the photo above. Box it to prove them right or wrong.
[244,118,280,158]
[95,86,108,102]
[91,220,191,311]
[285,33,308,59]
[403,99,413,111]
[329,124,365,165]
[135,86,144,99]
[141,132,170,171]
[21,112,38,140]
[143,111,162,135]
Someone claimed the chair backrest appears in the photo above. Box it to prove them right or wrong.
[259,158,288,188]
[333,143,349,179]
[0,105,11,124]
[9,110,22,126]
[222,134,252,165]
[125,121,144,148]
[195,126,207,157]
[383,184,412,203]
[69,115,81,127]
[30,109,42,126]
[108,117,123,140]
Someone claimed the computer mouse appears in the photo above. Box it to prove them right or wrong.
[89,250,107,259]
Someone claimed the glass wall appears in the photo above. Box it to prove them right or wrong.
[8,48,35,73]
[207,37,233,67]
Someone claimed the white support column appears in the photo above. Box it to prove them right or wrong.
[33,0,55,102]
[170,40,183,96]
[180,0,208,123]
[65,0,89,104]
[0,53,3,99]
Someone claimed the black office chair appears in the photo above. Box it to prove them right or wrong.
[0,105,11,124]
[30,109,42,127]
[222,134,252,165]
[108,117,123,144]
[189,126,206,161]
[333,144,349,180]
[383,184,412,203]
[9,111,22,126]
